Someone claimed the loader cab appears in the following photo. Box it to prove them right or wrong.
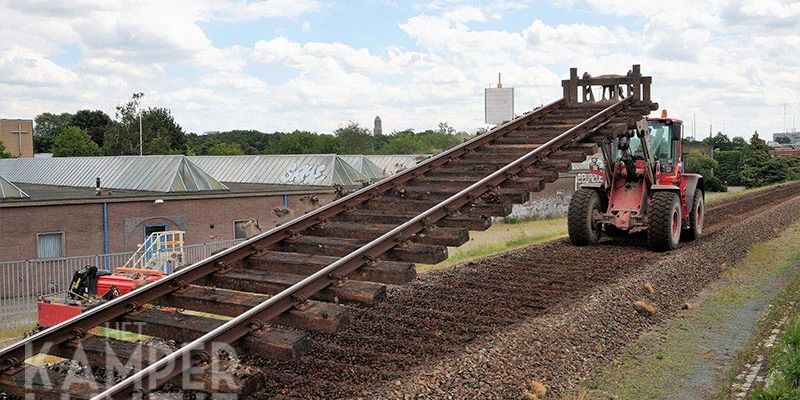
[614,117,682,172]
[647,117,682,174]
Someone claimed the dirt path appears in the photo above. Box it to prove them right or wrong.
[242,182,800,399]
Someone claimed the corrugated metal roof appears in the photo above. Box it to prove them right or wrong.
[340,155,384,181]
[0,156,228,193]
[366,155,430,177]
[0,175,28,199]
[189,155,369,187]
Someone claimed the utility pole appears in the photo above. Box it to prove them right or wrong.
[785,104,788,134]
[692,112,696,139]
[139,112,143,156]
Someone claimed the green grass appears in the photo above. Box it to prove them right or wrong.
[576,221,800,399]
[752,317,800,399]
[418,217,567,272]
[706,181,795,205]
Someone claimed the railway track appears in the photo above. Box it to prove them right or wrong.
[250,181,800,399]
[0,65,656,399]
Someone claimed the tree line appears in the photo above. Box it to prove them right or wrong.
[24,94,471,158]
[684,132,800,190]
[7,93,800,191]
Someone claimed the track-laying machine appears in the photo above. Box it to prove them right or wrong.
[568,110,705,251]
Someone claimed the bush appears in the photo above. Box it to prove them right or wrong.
[685,152,726,192]
[52,126,102,157]
[715,150,744,186]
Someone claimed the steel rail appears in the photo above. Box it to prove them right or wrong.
[0,99,565,371]
[93,97,634,399]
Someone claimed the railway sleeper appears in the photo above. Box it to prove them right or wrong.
[154,285,349,333]
[425,168,560,183]
[248,250,417,285]
[444,158,572,173]
[205,269,387,306]
[339,209,492,231]
[307,221,470,247]
[276,235,448,264]
[30,337,258,396]
[118,309,311,361]
[368,196,513,217]
[493,134,558,145]
[44,334,169,375]
[0,365,104,400]
[395,186,530,204]
[410,176,544,193]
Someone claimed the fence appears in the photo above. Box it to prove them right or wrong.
[0,238,244,329]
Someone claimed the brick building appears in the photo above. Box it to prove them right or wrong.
[0,119,34,158]
[0,155,366,261]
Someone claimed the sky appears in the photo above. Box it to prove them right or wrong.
[1,0,799,140]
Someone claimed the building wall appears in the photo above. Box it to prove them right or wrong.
[0,192,335,262]
[508,175,576,219]
[0,119,34,158]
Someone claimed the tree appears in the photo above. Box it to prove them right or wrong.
[71,110,111,147]
[103,93,187,155]
[206,143,244,155]
[731,136,748,150]
[52,126,102,157]
[740,132,787,188]
[702,132,733,151]
[269,131,336,154]
[33,112,74,153]
[381,134,427,154]
[334,122,374,154]
[775,136,792,144]
[715,150,744,186]
[685,152,726,192]
[437,122,456,135]
[0,141,14,158]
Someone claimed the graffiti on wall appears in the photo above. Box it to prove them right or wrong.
[282,163,328,185]
[509,190,572,219]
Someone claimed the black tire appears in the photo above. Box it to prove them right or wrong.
[682,189,704,241]
[568,188,603,246]
[648,191,682,251]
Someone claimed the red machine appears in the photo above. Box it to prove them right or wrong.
[38,266,163,327]
[568,110,705,251]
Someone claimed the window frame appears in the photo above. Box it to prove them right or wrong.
[36,231,65,259]
[233,219,257,240]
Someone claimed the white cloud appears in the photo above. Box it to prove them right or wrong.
[0,47,78,87]
[0,0,798,138]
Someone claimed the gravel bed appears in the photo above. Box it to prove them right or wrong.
[243,184,800,399]
[366,191,800,399]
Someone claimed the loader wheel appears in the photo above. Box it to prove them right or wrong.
[568,188,603,246]
[648,191,682,251]
[682,189,704,241]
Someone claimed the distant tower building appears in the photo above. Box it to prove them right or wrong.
[485,73,514,125]
[373,116,382,135]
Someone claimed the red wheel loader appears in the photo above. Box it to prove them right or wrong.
[568,110,705,251]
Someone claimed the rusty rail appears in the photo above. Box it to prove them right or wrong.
[92,97,635,398]
[0,65,655,399]
[0,99,564,370]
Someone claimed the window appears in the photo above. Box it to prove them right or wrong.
[37,232,64,259]
[144,224,168,239]
[234,219,259,240]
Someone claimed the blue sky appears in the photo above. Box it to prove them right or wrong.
[0,0,798,139]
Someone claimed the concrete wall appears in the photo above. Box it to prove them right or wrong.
[508,175,576,219]
[0,192,335,261]
[0,119,34,158]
